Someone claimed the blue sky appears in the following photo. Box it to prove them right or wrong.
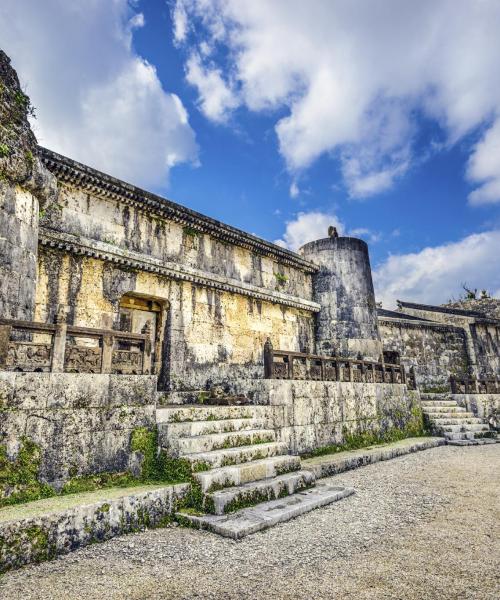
[1,0,499,307]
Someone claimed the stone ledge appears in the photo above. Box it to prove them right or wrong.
[302,437,445,479]
[39,147,318,274]
[0,483,190,573]
[39,229,321,313]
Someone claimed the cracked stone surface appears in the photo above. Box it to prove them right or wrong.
[1,444,498,599]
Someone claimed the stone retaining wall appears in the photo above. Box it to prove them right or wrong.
[0,372,157,491]
[0,483,189,573]
[235,380,422,454]
[452,393,500,421]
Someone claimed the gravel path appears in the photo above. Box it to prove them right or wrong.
[1,444,499,600]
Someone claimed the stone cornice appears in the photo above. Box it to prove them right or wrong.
[378,316,466,334]
[39,147,318,274]
[39,228,321,314]
[397,300,499,326]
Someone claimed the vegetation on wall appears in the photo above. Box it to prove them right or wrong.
[0,438,56,508]
[0,427,196,509]
[301,406,426,459]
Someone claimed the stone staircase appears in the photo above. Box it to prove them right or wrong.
[156,404,353,538]
[421,393,497,446]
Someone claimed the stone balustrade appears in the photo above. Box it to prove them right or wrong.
[263,338,414,387]
[0,317,151,374]
[449,375,500,395]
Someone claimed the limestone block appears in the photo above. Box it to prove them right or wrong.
[45,374,110,410]
[108,375,157,407]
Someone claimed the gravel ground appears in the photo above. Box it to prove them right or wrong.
[1,444,499,600]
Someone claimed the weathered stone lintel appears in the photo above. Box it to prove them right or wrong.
[40,147,318,274]
[39,229,321,314]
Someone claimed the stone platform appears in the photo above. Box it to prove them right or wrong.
[177,483,354,539]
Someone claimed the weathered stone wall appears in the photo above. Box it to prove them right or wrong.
[445,298,500,320]
[0,51,56,320]
[235,380,421,454]
[34,250,315,391]
[41,180,314,302]
[453,393,500,421]
[0,372,157,490]
[0,184,39,319]
[397,303,500,378]
[471,323,500,377]
[378,319,469,389]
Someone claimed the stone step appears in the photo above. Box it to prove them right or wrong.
[431,417,484,426]
[420,393,452,399]
[423,410,473,418]
[422,406,462,413]
[183,442,289,470]
[156,404,263,423]
[421,401,461,409]
[205,470,316,515]
[438,423,490,434]
[169,429,276,456]
[158,417,266,443]
[444,431,482,441]
[176,483,355,539]
[447,438,499,446]
[194,455,302,493]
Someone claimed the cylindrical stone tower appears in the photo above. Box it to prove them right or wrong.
[299,234,382,360]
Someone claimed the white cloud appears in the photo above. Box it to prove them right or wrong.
[173,1,188,44]
[467,118,500,205]
[0,0,197,188]
[175,0,500,198]
[349,228,381,244]
[289,181,299,199]
[185,53,238,122]
[275,211,344,251]
[373,230,500,309]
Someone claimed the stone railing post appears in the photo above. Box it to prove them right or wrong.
[101,333,114,374]
[141,322,152,375]
[0,325,12,369]
[347,360,353,382]
[288,354,294,379]
[359,360,366,382]
[334,358,341,382]
[409,366,416,390]
[263,337,274,379]
[51,306,67,372]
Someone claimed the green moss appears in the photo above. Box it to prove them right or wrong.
[275,461,299,476]
[274,273,288,285]
[60,472,137,495]
[197,391,210,404]
[177,506,203,517]
[421,385,449,393]
[0,438,56,508]
[183,226,200,237]
[301,412,426,460]
[0,427,197,509]
[191,461,211,473]
[0,143,10,157]
[130,427,194,484]
[130,427,158,481]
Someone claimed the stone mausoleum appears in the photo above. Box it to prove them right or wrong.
[0,49,499,554]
